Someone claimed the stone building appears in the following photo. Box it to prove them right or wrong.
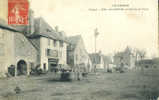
[67,35,92,72]
[113,47,135,69]
[0,9,68,77]
[0,19,38,77]
[89,52,105,70]
[28,17,68,71]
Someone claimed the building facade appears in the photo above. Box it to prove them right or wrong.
[29,18,67,71]
[0,19,38,77]
[67,35,92,72]
[89,53,105,70]
[0,12,68,77]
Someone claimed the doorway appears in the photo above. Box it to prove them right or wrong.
[17,60,27,75]
[48,58,58,72]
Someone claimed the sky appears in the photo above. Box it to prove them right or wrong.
[29,0,157,58]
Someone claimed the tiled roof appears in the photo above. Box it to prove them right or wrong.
[0,18,40,51]
[31,17,68,42]
[11,24,28,33]
[0,16,68,42]
[0,19,22,32]
[67,35,81,45]
[67,35,81,50]
[28,38,40,51]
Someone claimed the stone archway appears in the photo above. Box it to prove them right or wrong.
[17,60,27,76]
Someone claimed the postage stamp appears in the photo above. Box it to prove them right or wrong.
[8,0,29,25]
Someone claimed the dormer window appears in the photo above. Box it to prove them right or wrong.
[46,28,51,32]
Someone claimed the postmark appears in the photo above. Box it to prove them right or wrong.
[8,0,29,25]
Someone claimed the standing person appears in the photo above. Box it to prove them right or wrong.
[76,64,81,81]
[94,64,96,73]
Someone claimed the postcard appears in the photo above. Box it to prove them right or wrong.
[0,0,158,100]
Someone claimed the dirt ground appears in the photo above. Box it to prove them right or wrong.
[0,68,159,100]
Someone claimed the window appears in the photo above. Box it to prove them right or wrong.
[48,39,51,46]
[43,63,46,71]
[60,41,63,47]
[46,49,51,56]
[54,40,57,47]
[46,49,58,57]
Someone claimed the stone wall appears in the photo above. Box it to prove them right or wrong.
[29,37,41,64]
[67,49,74,67]
[0,28,15,77]
[14,32,38,73]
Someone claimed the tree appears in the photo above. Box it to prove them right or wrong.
[136,49,146,60]
[134,49,146,70]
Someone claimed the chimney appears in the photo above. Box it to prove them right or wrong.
[26,9,34,36]
[28,9,34,34]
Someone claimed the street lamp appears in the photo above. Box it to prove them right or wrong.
[94,28,99,72]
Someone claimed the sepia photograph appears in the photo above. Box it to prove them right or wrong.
[0,0,158,100]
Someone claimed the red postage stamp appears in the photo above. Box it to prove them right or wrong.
[8,0,29,25]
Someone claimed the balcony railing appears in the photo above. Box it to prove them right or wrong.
[46,49,58,58]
